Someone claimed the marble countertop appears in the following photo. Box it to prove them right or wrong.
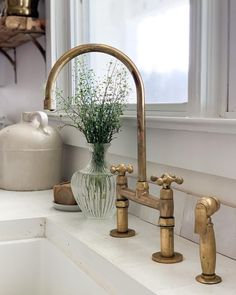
[0,189,235,295]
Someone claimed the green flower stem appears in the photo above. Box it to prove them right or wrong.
[56,57,130,144]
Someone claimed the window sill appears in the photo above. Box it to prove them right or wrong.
[123,115,236,134]
[48,111,236,135]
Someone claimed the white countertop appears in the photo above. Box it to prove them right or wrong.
[0,189,235,295]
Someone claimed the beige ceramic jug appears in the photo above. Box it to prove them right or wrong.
[0,111,62,191]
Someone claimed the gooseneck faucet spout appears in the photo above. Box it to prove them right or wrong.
[44,44,184,264]
[44,44,147,183]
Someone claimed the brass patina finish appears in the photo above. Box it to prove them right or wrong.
[151,174,183,263]
[195,197,222,284]
[44,44,184,264]
[44,44,146,182]
[110,164,135,238]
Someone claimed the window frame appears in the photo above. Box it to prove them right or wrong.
[187,0,229,119]
[47,0,231,120]
[225,0,236,118]
[68,0,191,116]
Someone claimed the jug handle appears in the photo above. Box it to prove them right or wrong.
[22,111,49,134]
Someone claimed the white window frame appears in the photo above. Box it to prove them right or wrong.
[47,0,232,121]
[187,0,229,118]
[225,0,236,118]
[72,0,189,116]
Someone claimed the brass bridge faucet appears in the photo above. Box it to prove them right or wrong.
[110,166,183,263]
[195,197,221,284]
[44,43,184,264]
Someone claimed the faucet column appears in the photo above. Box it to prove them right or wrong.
[151,173,183,263]
[110,164,135,238]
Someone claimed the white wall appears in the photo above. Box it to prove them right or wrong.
[0,0,46,123]
[56,119,236,260]
[0,38,46,123]
[59,119,236,206]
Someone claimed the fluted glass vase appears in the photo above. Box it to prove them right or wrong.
[71,143,116,219]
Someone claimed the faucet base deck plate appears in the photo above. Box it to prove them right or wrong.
[152,252,183,264]
[196,274,222,284]
[110,229,135,238]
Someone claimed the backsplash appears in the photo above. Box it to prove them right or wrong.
[64,146,236,259]
[129,176,236,260]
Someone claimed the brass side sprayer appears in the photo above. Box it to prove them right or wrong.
[195,197,222,284]
[44,43,184,264]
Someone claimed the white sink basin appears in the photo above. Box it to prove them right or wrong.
[0,238,108,295]
[1,210,235,295]
[0,217,154,295]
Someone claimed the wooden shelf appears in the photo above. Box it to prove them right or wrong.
[0,16,46,83]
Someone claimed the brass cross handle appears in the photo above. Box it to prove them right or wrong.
[150,173,183,189]
[110,164,133,176]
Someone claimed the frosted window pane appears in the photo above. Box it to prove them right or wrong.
[87,0,189,104]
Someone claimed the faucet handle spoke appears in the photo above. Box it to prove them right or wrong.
[110,164,133,176]
[150,173,183,188]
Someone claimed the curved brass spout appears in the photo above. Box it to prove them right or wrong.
[44,43,146,182]
[45,44,184,263]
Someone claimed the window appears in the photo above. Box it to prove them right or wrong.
[50,0,231,119]
[84,0,190,106]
